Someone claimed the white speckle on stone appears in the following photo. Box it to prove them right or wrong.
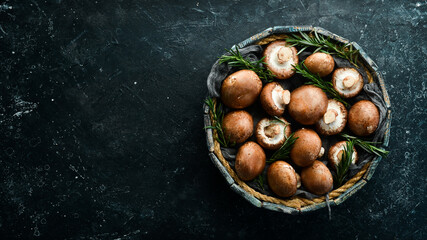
[134,82,137,85]
[51,99,54,101]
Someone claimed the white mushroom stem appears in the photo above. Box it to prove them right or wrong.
[264,124,281,138]
[323,109,338,124]
[281,89,291,105]
[343,76,356,89]
[296,173,301,188]
[277,47,292,64]
[318,147,325,158]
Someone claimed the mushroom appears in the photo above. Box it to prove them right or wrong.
[255,117,291,150]
[348,100,380,136]
[328,141,358,169]
[288,85,328,125]
[301,160,333,195]
[263,41,299,80]
[332,68,364,98]
[221,69,262,109]
[290,129,324,167]
[267,161,298,198]
[304,52,335,77]
[235,141,266,181]
[260,82,291,116]
[315,99,348,135]
[222,110,253,144]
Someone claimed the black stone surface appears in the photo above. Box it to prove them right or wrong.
[0,0,426,239]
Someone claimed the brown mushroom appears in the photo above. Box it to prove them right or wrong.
[288,85,328,125]
[315,99,348,135]
[222,110,253,144]
[220,69,262,109]
[301,160,333,195]
[235,141,266,181]
[267,161,298,197]
[260,82,291,116]
[328,141,358,169]
[290,129,324,167]
[304,52,335,77]
[255,117,291,150]
[332,68,364,98]
[348,100,380,136]
[263,41,299,80]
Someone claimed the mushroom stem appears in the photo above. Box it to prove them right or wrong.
[323,109,338,124]
[343,76,356,89]
[318,147,325,158]
[264,124,281,138]
[337,150,344,162]
[277,47,292,64]
[281,89,291,105]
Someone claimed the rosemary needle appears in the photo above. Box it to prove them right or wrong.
[285,31,360,67]
[340,133,389,157]
[204,97,234,148]
[293,62,350,107]
[333,140,355,188]
[219,47,276,82]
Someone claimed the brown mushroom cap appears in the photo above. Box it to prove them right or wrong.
[348,100,380,136]
[260,82,291,116]
[263,41,299,80]
[332,68,364,98]
[328,141,358,169]
[304,52,335,77]
[288,85,328,125]
[255,117,291,150]
[301,160,333,195]
[290,129,322,167]
[235,141,266,181]
[220,69,262,109]
[315,99,348,135]
[267,161,298,198]
[222,110,254,144]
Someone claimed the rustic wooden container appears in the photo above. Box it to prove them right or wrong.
[204,26,391,214]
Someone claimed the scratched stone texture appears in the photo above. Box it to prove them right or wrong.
[0,0,425,239]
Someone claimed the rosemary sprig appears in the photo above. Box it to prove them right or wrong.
[340,133,389,157]
[204,97,234,148]
[268,125,298,163]
[285,31,360,67]
[333,140,355,188]
[293,62,350,107]
[219,47,276,82]
[256,174,265,190]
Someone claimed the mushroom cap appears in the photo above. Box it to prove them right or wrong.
[304,52,335,77]
[290,128,322,167]
[220,69,262,109]
[267,161,298,198]
[255,117,291,150]
[235,141,266,181]
[328,141,358,169]
[222,110,254,144]
[315,99,348,135]
[263,41,299,80]
[260,82,290,116]
[348,100,380,136]
[332,68,364,98]
[288,85,328,125]
[301,160,333,195]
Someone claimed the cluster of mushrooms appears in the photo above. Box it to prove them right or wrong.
[219,40,380,198]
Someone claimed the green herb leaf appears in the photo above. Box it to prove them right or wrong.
[219,47,276,82]
[292,62,350,107]
[204,97,235,148]
[332,140,355,188]
[256,174,265,190]
[340,133,389,157]
[285,31,360,67]
[268,125,298,163]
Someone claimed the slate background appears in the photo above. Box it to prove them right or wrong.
[0,0,426,239]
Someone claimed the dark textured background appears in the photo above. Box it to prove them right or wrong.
[0,0,426,239]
